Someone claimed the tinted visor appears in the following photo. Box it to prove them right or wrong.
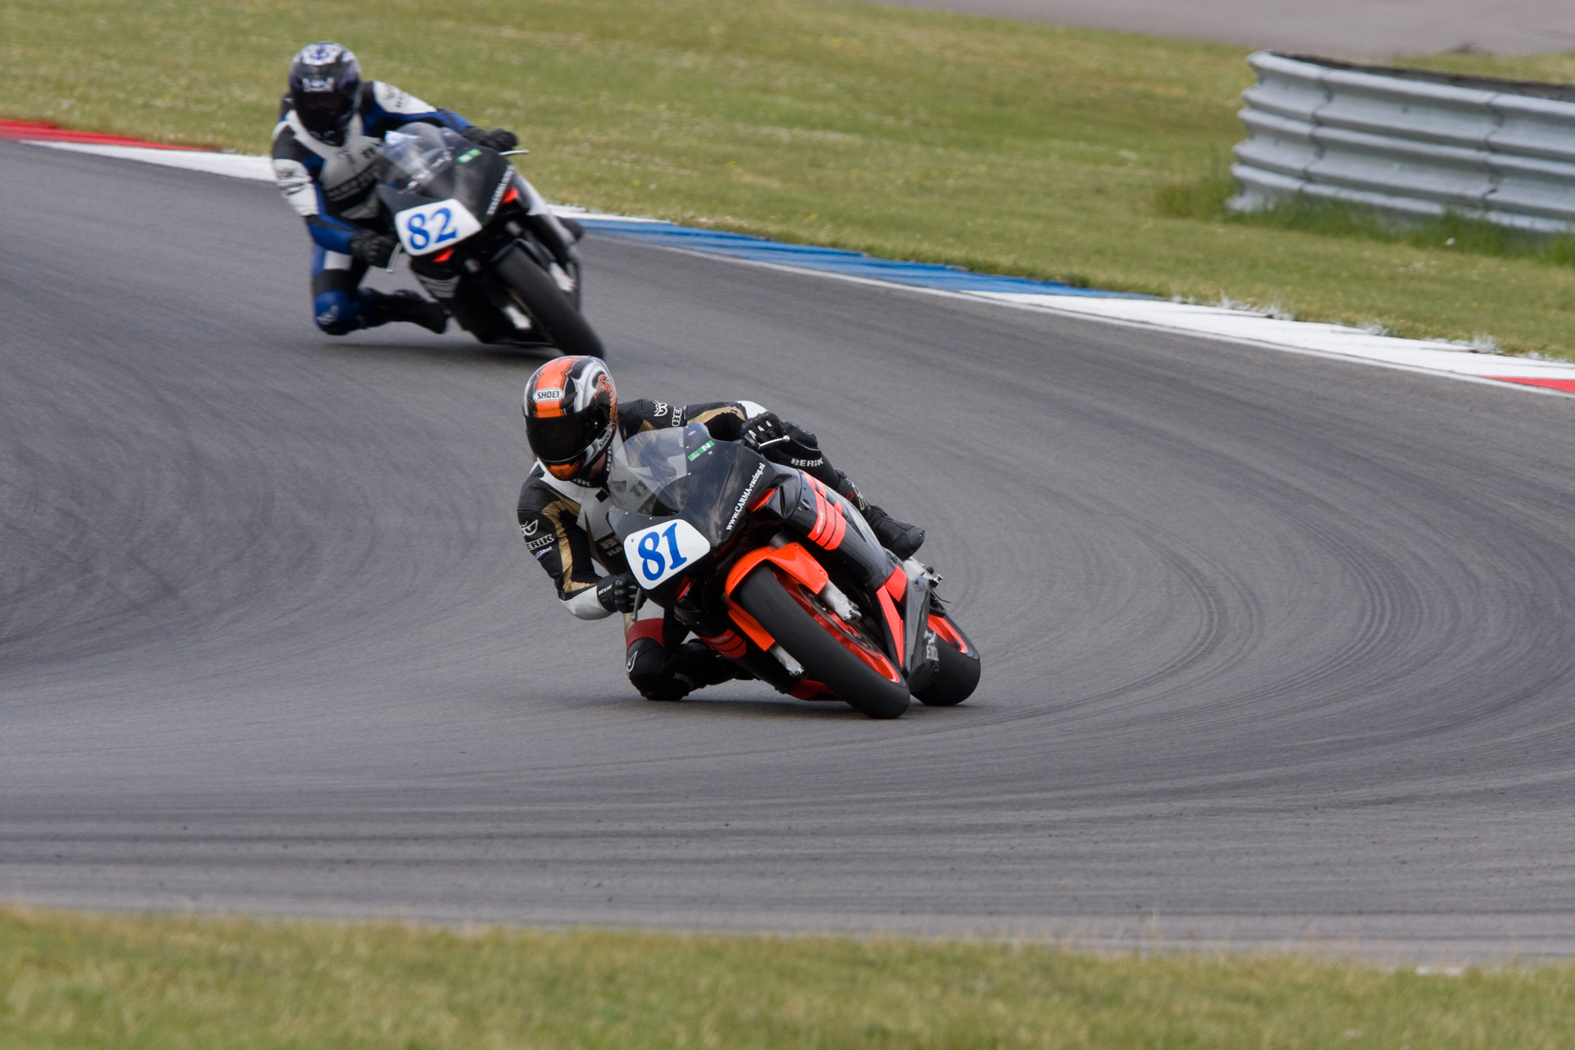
[527,402,612,465]
[294,89,353,131]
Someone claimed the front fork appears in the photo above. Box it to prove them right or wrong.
[513,173,581,270]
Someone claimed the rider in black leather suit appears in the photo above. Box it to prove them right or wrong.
[516,356,925,702]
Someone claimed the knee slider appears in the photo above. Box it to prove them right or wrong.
[625,637,673,697]
[313,290,362,335]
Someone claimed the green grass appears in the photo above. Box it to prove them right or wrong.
[5,907,1575,1049]
[5,0,1575,356]
[1156,163,1575,272]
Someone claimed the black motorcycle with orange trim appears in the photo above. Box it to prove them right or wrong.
[374,122,603,353]
[608,421,980,719]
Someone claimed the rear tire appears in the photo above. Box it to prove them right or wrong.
[493,247,604,356]
[913,614,981,707]
[732,567,910,719]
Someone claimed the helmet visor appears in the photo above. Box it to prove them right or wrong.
[295,89,353,131]
[526,402,612,466]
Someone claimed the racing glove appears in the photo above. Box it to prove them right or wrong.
[596,572,641,614]
[462,126,520,152]
[743,413,827,474]
[740,411,788,451]
[347,231,398,268]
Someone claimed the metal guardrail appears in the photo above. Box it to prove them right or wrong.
[1231,52,1575,233]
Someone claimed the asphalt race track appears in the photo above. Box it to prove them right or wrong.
[6,139,1575,960]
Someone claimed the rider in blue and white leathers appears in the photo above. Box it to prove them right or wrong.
[271,42,519,335]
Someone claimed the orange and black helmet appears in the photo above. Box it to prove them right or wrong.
[523,356,618,482]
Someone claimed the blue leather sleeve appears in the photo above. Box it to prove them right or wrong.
[433,108,477,132]
[306,213,359,255]
[365,105,477,138]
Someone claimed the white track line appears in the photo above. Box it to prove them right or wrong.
[31,140,276,180]
[29,138,1575,396]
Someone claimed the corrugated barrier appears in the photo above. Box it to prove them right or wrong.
[1231,52,1575,233]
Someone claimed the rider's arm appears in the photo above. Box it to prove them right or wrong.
[677,401,769,441]
[518,482,616,620]
[363,81,477,137]
[683,401,844,489]
[270,132,362,254]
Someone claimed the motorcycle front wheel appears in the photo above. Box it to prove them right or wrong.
[732,566,910,720]
[493,247,605,357]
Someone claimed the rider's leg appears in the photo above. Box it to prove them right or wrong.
[310,244,447,335]
[779,421,926,560]
[624,607,688,701]
[625,608,748,701]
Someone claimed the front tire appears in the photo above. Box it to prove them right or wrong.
[732,567,910,720]
[493,247,604,356]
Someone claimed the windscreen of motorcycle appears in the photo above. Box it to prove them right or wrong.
[380,124,456,195]
[607,422,774,547]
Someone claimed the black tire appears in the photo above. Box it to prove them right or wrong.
[493,247,604,357]
[732,567,910,720]
[913,613,981,707]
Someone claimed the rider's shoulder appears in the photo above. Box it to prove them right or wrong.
[519,468,560,509]
[618,398,684,436]
[521,463,598,511]
[519,473,547,503]
[270,121,314,160]
[367,80,437,119]
[683,401,754,434]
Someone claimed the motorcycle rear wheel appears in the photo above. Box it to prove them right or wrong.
[913,613,981,706]
[494,247,605,357]
[732,566,910,720]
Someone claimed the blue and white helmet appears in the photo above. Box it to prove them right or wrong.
[288,42,362,140]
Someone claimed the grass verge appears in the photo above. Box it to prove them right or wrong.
[4,0,1575,356]
[5,906,1575,1049]
[1156,155,1575,277]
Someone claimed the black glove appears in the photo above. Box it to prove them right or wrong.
[743,413,827,472]
[776,421,828,473]
[347,231,397,268]
[462,126,519,152]
[740,411,788,451]
[596,572,640,614]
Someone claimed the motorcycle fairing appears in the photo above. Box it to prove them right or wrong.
[720,543,831,650]
[606,424,940,695]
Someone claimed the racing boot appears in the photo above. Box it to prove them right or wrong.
[363,289,449,334]
[862,504,925,560]
[670,639,752,693]
[831,471,925,560]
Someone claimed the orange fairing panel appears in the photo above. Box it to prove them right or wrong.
[728,603,776,652]
[724,543,832,652]
[881,566,907,603]
[724,543,830,597]
[875,587,906,666]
